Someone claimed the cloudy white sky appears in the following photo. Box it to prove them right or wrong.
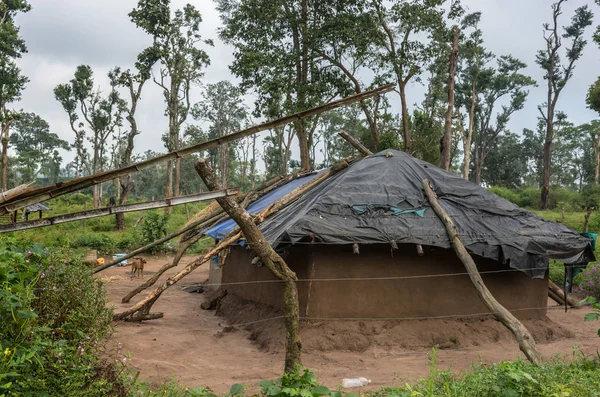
[12,0,600,167]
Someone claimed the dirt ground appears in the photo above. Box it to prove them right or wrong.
[99,255,600,394]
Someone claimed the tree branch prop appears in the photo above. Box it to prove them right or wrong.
[113,158,351,321]
[422,179,542,365]
[0,189,237,234]
[195,158,302,373]
[337,130,373,156]
[0,84,394,215]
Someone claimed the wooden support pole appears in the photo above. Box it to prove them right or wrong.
[1,84,394,215]
[421,179,542,366]
[113,158,351,324]
[0,189,238,234]
[549,280,580,308]
[337,130,373,156]
[195,158,302,373]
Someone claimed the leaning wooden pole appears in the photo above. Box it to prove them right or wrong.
[1,84,394,215]
[121,233,204,303]
[114,158,351,321]
[0,189,237,234]
[195,158,302,373]
[337,130,373,156]
[421,179,542,366]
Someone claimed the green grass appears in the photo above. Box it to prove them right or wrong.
[9,195,213,255]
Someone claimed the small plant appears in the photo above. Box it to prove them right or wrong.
[140,210,171,253]
[581,297,600,337]
[259,367,355,397]
[577,264,600,299]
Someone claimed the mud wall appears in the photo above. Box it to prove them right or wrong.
[219,244,548,319]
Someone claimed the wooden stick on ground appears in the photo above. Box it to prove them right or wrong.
[549,280,580,308]
[422,179,542,366]
[195,158,302,373]
[113,157,351,321]
[337,130,373,156]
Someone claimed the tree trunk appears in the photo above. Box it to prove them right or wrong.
[195,158,301,373]
[541,139,552,209]
[1,121,9,192]
[441,28,460,171]
[165,160,173,201]
[594,142,599,185]
[475,151,483,185]
[251,134,256,190]
[297,120,310,171]
[338,130,373,156]
[174,134,181,198]
[422,179,542,366]
[583,206,594,233]
[398,82,411,153]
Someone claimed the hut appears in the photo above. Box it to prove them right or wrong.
[206,150,594,320]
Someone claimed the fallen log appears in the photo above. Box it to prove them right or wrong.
[113,157,351,321]
[422,179,542,366]
[0,182,34,205]
[195,158,302,373]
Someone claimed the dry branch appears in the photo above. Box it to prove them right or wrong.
[113,157,351,321]
[422,179,542,366]
[337,130,373,156]
[195,158,302,373]
[0,182,34,204]
[0,84,394,215]
[0,189,237,234]
[548,280,579,308]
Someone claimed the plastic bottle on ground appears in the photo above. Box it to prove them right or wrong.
[342,377,371,388]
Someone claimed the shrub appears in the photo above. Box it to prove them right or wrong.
[0,237,121,396]
[577,264,600,299]
[140,210,171,253]
[73,233,117,252]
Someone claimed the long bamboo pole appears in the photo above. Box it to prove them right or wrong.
[0,189,237,234]
[0,84,394,215]
[422,179,542,365]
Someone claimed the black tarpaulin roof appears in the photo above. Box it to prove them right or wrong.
[255,150,595,279]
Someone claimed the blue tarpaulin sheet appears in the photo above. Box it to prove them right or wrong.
[204,170,325,240]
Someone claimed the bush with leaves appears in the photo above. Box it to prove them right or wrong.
[139,210,171,253]
[577,264,600,299]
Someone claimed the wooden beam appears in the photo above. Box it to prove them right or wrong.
[195,158,302,373]
[0,84,395,215]
[421,179,542,365]
[0,189,238,234]
[337,130,373,156]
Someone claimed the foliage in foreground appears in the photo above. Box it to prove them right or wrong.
[371,348,600,397]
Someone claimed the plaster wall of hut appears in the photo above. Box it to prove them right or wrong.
[217,243,549,320]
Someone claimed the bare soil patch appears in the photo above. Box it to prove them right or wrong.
[101,255,600,394]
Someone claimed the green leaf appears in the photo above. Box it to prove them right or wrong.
[229,383,244,396]
[584,313,600,322]
[311,386,330,396]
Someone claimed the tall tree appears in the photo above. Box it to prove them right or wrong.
[10,112,69,185]
[0,0,30,191]
[108,48,156,230]
[472,55,535,185]
[191,81,247,186]
[130,0,212,198]
[455,12,493,180]
[373,0,460,153]
[536,1,593,209]
[440,27,460,170]
[54,65,126,207]
[217,0,352,171]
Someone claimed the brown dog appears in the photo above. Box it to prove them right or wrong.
[131,257,147,278]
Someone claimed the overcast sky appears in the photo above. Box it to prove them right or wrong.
[12,0,600,167]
